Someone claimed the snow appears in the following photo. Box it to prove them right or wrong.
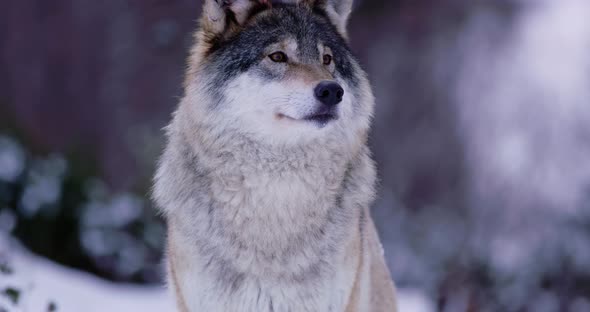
[0,137,25,183]
[396,288,435,312]
[0,236,174,312]
[0,236,433,312]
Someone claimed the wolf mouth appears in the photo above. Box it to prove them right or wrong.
[278,112,338,128]
[277,109,338,126]
[302,105,339,126]
[303,112,338,124]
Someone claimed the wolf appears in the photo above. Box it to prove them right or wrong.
[153,0,397,311]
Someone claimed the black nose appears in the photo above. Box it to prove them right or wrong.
[314,81,344,106]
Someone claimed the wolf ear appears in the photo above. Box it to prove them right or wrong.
[202,0,271,36]
[302,0,354,38]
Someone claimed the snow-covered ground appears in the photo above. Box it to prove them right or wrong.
[396,289,435,312]
[0,236,432,311]
[0,236,174,312]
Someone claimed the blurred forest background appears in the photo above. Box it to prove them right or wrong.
[1,0,590,311]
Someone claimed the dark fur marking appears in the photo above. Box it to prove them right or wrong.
[212,258,246,293]
[257,285,262,304]
[359,205,366,253]
[205,256,214,269]
[230,272,246,293]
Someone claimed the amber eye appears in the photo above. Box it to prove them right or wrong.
[269,52,288,63]
[323,54,333,65]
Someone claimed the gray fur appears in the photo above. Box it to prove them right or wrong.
[153,0,396,311]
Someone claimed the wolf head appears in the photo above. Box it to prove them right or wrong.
[179,0,373,149]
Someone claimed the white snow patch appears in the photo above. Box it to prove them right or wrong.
[396,288,435,312]
[0,236,174,312]
[0,136,25,183]
[0,235,429,312]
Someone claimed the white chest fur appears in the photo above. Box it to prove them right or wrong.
[164,151,361,311]
[156,119,371,311]
[170,226,359,312]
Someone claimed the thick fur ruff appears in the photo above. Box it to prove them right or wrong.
[153,1,397,311]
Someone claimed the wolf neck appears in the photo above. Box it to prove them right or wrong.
[164,116,359,276]
[157,111,369,310]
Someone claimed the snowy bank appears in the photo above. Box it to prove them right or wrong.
[0,236,432,311]
[0,236,173,312]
